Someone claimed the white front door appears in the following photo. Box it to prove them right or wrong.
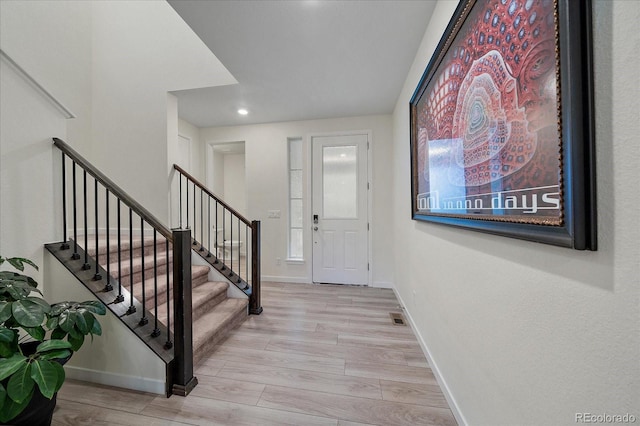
[312,134,368,285]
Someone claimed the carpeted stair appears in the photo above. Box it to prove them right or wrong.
[87,234,248,364]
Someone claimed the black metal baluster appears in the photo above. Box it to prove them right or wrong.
[139,217,148,326]
[151,230,160,338]
[214,201,219,264]
[207,196,212,257]
[105,190,113,292]
[230,215,234,276]
[193,182,197,246]
[237,217,241,283]
[221,208,226,270]
[165,239,172,349]
[245,225,249,285]
[179,173,183,229]
[82,170,90,270]
[199,189,204,251]
[126,208,136,315]
[115,199,124,303]
[71,162,80,260]
[61,153,69,250]
[186,177,189,230]
[93,178,102,280]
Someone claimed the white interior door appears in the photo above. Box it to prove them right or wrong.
[312,134,368,285]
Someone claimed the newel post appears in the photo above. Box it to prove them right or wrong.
[250,220,263,315]
[171,228,198,396]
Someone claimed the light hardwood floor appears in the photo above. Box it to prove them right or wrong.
[52,281,457,426]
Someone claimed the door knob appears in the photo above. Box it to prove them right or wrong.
[313,226,318,231]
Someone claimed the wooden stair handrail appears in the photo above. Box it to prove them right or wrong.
[53,138,173,241]
[173,164,252,227]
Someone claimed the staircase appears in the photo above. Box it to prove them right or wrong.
[87,235,248,365]
[49,137,262,396]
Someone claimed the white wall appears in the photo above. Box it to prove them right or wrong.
[1,0,237,393]
[212,150,225,196]
[178,118,202,177]
[0,0,237,261]
[200,115,394,287]
[223,153,247,217]
[0,0,93,280]
[391,1,640,425]
[90,0,236,224]
[0,0,93,153]
[0,54,67,289]
[44,251,165,394]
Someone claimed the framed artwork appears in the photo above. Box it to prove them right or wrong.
[410,0,596,250]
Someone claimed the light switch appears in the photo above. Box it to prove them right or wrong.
[267,210,281,218]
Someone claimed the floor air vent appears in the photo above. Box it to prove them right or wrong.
[389,312,406,326]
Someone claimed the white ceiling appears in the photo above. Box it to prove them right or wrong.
[168,0,437,128]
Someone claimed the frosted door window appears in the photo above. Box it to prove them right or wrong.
[288,137,304,259]
[323,146,357,219]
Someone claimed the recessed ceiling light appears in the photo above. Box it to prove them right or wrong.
[237,108,248,115]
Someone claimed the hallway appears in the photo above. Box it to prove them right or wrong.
[52,281,456,425]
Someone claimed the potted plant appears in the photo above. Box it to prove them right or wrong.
[0,256,106,425]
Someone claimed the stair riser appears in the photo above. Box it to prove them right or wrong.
[107,260,172,287]
[93,241,170,265]
[194,310,247,365]
[193,291,228,320]
[117,268,210,308]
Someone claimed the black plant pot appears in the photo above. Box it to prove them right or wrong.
[6,389,58,426]
[3,342,70,426]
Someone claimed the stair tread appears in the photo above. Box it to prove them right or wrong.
[152,281,229,320]
[85,235,166,256]
[105,252,169,274]
[192,298,248,349]
[128,264,211,302]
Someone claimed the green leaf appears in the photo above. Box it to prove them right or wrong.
[30,359,62,399]
[0,327,16,343]
[58,309,77,333]
[26,296,51,312]
[74,310,88,335]
[0,387,31,423]
[0,341,17,358]
[53,361,65,391]
[6,363,33,403]
[11,299,46,327]
[0,383,6,411]
[49,301,72,316]
[38,349,71,361]
[51,328,67,340]
[81,311,95,333]
[79,300,106,315]
[0,354,27,381]
[68,326,82,340]
[46,315,59,330]
[36,339,72,354]
[0,301,12,323]
[23,326,45,341]
[0,274,41,299]
[68,333,84,351]
[5,257,38,272]
[90,318,102,336]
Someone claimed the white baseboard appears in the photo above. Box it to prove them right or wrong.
[261,275,312,284]
[392,289,468,426]
[372,281,394,289]
[64,365,165,395]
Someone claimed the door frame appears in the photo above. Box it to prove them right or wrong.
[307,130,373,286]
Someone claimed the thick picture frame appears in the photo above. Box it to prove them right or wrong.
[409,0,596,250]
